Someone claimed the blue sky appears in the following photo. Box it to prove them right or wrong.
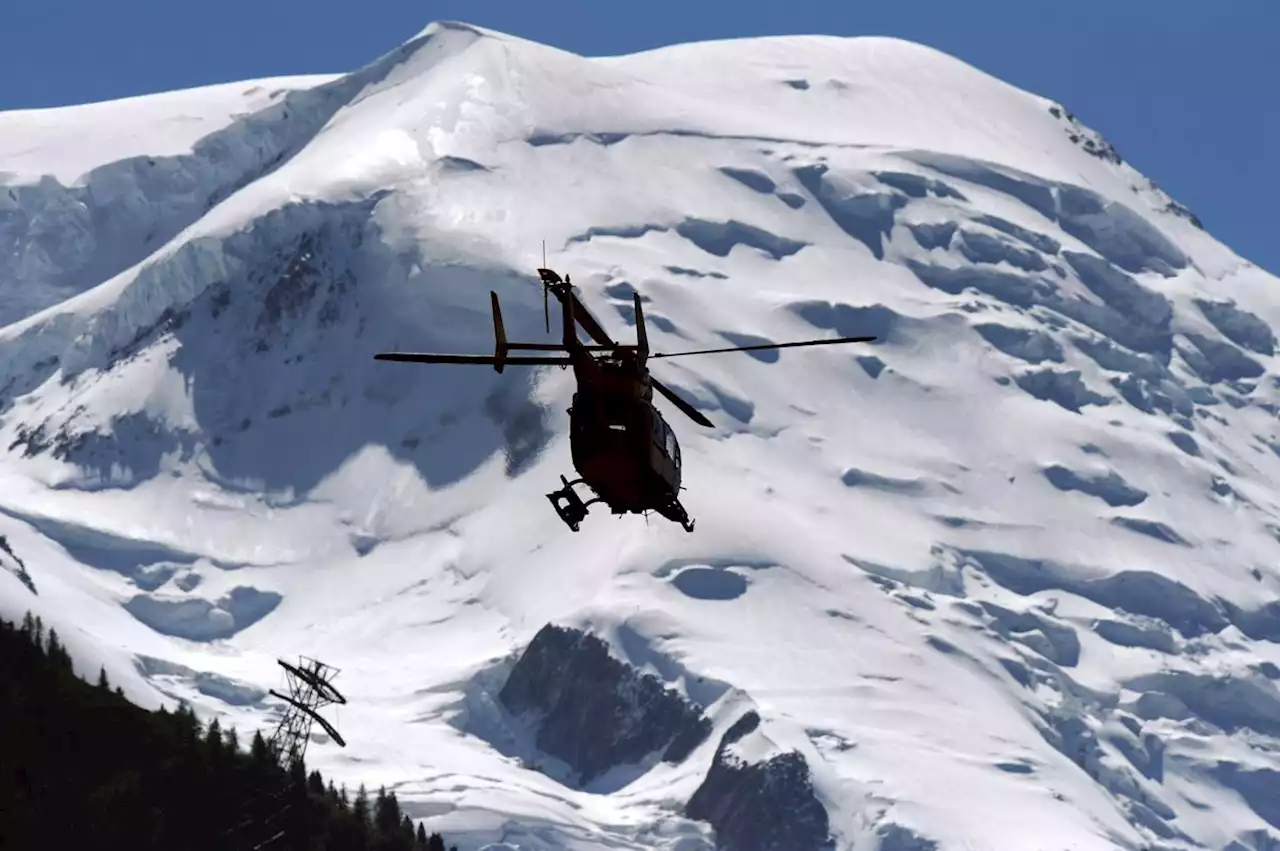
[5,0,1276,273]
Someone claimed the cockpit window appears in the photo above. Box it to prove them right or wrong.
[655,414,679,464]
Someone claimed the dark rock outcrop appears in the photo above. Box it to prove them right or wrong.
[686,711,834,851]
[0,535,37,595]
[498,624,711,784]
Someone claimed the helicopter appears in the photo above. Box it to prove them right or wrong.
[373,267,876,532]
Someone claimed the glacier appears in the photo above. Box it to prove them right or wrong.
[2,19,1279,851]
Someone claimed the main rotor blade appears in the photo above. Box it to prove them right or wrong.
[568,290,616,346]
[652,378,714,428]
[374,353,571,366]
[650,335,877,359]
[538,267,617,346]
[633,292,649,361]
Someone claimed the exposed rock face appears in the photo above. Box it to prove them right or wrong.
[687,711,834,851]
[0,534,36,595]
[497,624,711,784]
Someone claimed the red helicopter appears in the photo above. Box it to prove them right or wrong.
[374,267,875,532]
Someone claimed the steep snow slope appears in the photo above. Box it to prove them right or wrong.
[0,75,346,326]
[0,76,337,183]
[2,20,1280,851]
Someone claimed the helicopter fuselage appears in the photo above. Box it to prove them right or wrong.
[564,354,685,523]
[372,264,874,534]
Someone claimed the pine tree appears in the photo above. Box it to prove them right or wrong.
[250,730,273,768]
[40,628,71,672]
[428,834,446,851]
[416,823,428,848]
[374,786,401,836]
[354,783,370,821]
[176,703,201,754]
[97,666,110,689]
[205,717,223,756]
[353,784,371,847]
[223,725,239,753]
[308,770,326,796]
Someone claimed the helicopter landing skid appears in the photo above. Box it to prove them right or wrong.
[547,476,695,533]
[546,475,600,532]
[658,499,696,533]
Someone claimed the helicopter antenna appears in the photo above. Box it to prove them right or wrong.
[541,240,550,333]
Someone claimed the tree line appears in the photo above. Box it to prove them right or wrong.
[0,610,454,851]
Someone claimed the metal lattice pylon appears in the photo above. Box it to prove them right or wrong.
[267,656,347,769]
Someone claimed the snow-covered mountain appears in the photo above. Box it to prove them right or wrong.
[2,20,1279,851]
